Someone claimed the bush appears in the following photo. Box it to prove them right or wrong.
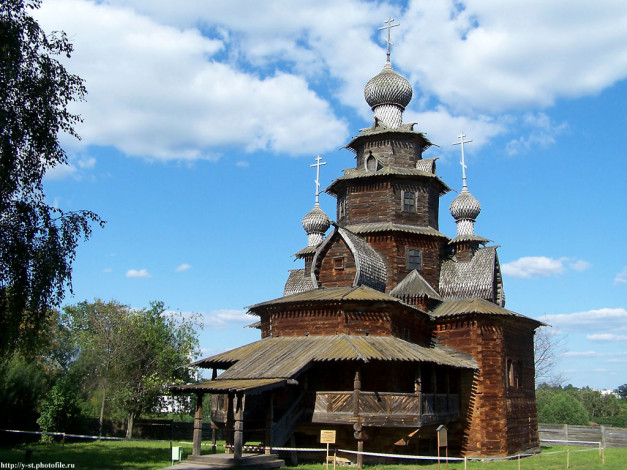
[538,393,590,425]
[37,375,85,440]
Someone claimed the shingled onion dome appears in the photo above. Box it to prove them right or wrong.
[364,60,413,129]
[302,203,330,247]
[450,186,481,236]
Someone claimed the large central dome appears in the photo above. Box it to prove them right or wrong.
[364,61,412,128]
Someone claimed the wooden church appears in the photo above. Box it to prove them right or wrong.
[172,24,542,463]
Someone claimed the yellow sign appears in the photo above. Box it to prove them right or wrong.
[320,430,336,444]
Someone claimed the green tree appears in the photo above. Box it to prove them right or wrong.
[0,0,103,357]
[616,384,627,400]
[0,353,48,430]
[538,392,589,425]
[37,373,84,440]
[63,300,201,438]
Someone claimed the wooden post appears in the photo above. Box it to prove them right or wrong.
[192,392,204,457]
[225,393,235,454]
[265,393,274,455]
[353,369,361,416]
[211,423,217,454]
[357,440,364,470]
[234,392,245,460]
[415,367,422,415]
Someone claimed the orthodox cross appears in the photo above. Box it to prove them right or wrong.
[378,17,400,61]
[452,132,472,189]
[311,155,327,205]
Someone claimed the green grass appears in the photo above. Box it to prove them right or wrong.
[0,441,623,470]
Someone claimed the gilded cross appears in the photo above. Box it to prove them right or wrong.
[378,17,400,61]
[452,132,473,189]
[311,155,327,205]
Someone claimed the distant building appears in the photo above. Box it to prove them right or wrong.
[173,24,542,462]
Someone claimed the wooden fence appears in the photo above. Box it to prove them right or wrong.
[539,423,627,448]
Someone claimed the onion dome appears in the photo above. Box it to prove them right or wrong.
[302,203,330,247]
[364,61,412,129]
[450,187,481,236]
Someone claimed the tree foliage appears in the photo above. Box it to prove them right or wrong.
[62,299,201,438]
[536,384,624,426]
[37,373,84,440]
[0,0,103,357]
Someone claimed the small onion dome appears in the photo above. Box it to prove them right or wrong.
[364,61,413,110]
[450,187,481,222]
[302,203,330,247]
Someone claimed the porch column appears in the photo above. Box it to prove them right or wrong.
[192,392,204,457]
[265,393,274,454]
[234,392,245,460]
[353,369,363,470]
[225,393,235,454]
[415,366,422,415]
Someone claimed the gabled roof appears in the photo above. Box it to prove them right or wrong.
[326,166,451,197]
[283,269,316,296]
[192,335,478,378]
[248,285,423,314]
[390,269,442,300]
[430,298,544,328]
[439,246,504,303]
[312,226,387,292]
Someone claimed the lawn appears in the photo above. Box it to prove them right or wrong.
[0,440,623,470]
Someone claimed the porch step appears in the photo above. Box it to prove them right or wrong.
[186,453,284,468]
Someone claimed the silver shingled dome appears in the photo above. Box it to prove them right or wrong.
[450,187,481,221]
[364,61,413,110]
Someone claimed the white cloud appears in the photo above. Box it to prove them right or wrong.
[615,267,627,285]
[502,256,566,278]
[569,260,592,272]
[587,334,627,342]
[103,268,113,273]
[200,309,254,329]
[35,0,627,162]
[176,263,191,272]
[543,308,627,334]
[126,268,152,278]
[506,113,568,156]
[36,0,349,161]
[502,256,591,279]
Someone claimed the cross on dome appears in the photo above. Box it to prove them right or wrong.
[378,17,400,62]
[453,132,473,190]
[311,155,327,206]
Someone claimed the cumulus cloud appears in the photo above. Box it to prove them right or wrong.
[587,334,627,342]
[126,268,152,278]
[176,263,191,272]
[615,267,627,285]
[35,0,627,163]
[200,309,254,329]
[501,256,591,279]
[36,0,349,161]
[543,308,627,334]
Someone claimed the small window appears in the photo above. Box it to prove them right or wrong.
[338,196,346,219]
[507,359,523,389]
[408,248,421,271]
[403,191,416,212]
[333,256,345,270]
[365,153,378,171]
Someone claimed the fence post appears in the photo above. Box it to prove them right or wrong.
[566,448,570,469]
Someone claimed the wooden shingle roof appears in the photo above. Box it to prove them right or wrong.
[192,334,478,379]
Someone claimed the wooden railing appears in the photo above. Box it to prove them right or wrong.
[313,391,460,427]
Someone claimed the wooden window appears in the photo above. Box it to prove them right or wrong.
[333,256,345,270]
[365,154,378,171]
[507,359,523,389]
[338,196,346,219]
[403,191,416,212]
[408,248,421,271]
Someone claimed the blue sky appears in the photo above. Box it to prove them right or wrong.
[36,0,626,390]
